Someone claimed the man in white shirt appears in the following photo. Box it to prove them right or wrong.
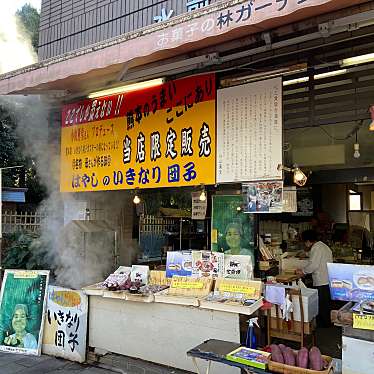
[296,230,333,327]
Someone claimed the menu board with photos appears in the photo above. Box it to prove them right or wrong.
[217,77,282,183]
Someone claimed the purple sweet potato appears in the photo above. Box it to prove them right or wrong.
[278,344,287,355]
[270,344,284,364]
[296,347,309,369]
[309,346,323,371]
[284,347,296,366]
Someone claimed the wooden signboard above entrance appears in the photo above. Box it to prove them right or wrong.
[60,74,216,192]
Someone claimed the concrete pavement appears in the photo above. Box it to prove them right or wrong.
[0,351,114,373]
[0,351,190,374]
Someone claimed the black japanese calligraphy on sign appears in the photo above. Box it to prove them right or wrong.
[136,132,146,163]
[181,127,194,156]
[61,73,216,192]
[165,128,178,159]
[47,309,81,353]
[199,122,212,157]
[123,136,132,164]
[150,132,162,161]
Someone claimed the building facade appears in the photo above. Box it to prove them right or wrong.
[38,0,217,60]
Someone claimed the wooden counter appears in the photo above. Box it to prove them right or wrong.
[276,273,302,284]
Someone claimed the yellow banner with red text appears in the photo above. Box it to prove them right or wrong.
[60,74,216,192]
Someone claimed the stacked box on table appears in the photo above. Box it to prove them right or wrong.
[226,347,271,369]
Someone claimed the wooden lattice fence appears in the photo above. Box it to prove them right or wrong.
[1,210,45,234]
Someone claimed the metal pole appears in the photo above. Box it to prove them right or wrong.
[0,166,23,284]
[180,218,182,251]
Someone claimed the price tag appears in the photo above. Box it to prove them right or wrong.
[218,283,256,297]
[171,279,204,289]
[353,314,374,331]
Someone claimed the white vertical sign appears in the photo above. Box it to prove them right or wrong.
[42,286,88,363]
[283,186,297,213]
[191,192,207,220]
[217,77,283,183]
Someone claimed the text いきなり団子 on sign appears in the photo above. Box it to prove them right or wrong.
[60,74,216,192]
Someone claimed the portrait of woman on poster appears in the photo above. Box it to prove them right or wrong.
[3,304,38,350]
[224,222,254,263]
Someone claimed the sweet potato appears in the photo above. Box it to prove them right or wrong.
[309,346,323,371]
[284,347,296,366]
[278,344,287,357]
[270,344,284,364]
[296,347,309,368]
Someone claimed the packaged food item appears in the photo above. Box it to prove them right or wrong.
[192,251,224,278]
[166,251,192,278]
[130,265,150,285]
[226,347,271,369]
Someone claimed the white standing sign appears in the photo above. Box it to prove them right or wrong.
[191,192,207,220]
[224,255,253,280]
[42,286,88,363]
[217,78,283,183]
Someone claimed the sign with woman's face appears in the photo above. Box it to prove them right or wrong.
[12,308,27,334]
[211,195,256,264]
[0,270,49,356]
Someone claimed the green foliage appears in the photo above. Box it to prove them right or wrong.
[2,231,52,271]
[0,5,45,204]
[16,4,40,52]
[0,107,23,186]
[143,188,192,215]
[0,107,46,203]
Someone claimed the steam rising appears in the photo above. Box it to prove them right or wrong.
[0,6,37,74]
[1,95,116,288]
[0,8,118,288]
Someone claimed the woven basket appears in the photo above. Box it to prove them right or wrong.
[268,355,333,374]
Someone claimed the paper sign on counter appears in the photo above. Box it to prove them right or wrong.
[171,279,204,289]
[218,283,256,297]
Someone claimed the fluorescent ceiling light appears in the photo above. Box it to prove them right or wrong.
[314,69,347,80]
[341,53,374,67]
[283,77,309,86]
[88,78,165,98]
[283,69,348,86]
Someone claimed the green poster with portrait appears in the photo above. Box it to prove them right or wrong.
[211,195,256,264]
[0,270,49,355]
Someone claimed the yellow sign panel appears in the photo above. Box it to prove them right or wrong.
[218,283,257,297]
[49,290,82,308]
[60,74,216,192]
[353,314,374,331]
[211,229,218,244]
[171,279,204,289]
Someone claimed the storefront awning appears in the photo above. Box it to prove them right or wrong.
[0,0,367,96]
